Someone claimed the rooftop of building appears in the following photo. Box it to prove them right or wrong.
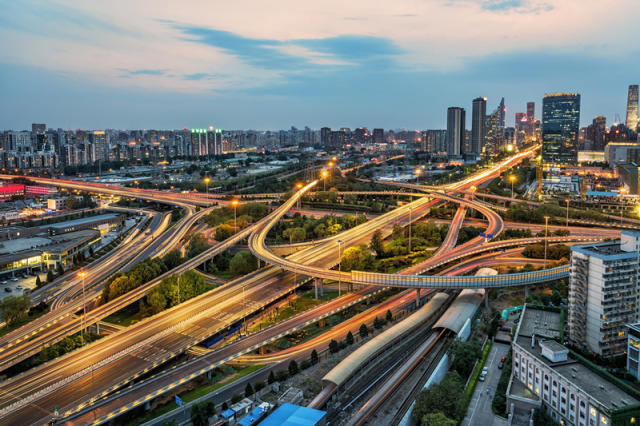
[0,236,52,254]
[46,213,122,229]
[571,240,637,261]
[515,306,640,412]
[517,307,562,339]
[259,403,326,426]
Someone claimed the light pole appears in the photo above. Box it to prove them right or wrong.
[77,271,87,344]
[620,187,628,223]
[337,240,343,297]
[321,170,328,191]
[295,183,303,209]
[414,168,422,184]
[544,216,550,263]
[565,199,569,227]
[204,176,210,195]
[242,285,246,334]
[231,199,239,233]
[408,206,413,253]
[509,174,516,199]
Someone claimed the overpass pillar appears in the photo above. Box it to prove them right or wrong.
[144,401,151,411]
[484,291,489,309]
[314,278,324,299]
[524,285,529,299]
[416,288,421,308]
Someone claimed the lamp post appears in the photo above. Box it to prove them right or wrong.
[337,240,343,297]
[408,206,413,253]
[414,168,422,184]
[203,176,210,195]
[77,271,87,344]
[544,216,550,263]
[295,183,303,209]
[565,199,569,227]
[231,199,239,234]
[620,187,628,223]
[321,170,328,191]
[509,174,517,199]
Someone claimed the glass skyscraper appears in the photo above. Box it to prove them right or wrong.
[627,85,639,131]
[541,93,580,165]
[471,97,486,155]
[446,107,465,158]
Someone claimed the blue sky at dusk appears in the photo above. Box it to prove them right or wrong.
[1,0,639,130]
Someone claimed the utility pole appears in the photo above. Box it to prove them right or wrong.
[544,216,550,263]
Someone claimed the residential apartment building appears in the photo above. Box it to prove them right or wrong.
[568,230,640,357]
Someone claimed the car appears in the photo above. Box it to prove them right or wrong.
[4,288,11,293]
[500,355,507,363]
[482,367,488,374]
[478,374,485,382]
[11,277,18,282]
[0,281,7,285]
[498,362,504,369]
[16,286,23,290]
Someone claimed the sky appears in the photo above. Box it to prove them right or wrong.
[1,0,639,131]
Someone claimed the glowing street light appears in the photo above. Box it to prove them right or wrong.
[231,199,239,233]
[332,156,338,162]
[77,271,87,344]
[295,183,303,208]
[414,168,422,184]
[321,170,328,191]
[203,176,210,194]
[619,187,628,223]
[509,174,517,199]
[328,161,334,167]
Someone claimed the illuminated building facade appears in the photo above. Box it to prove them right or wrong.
[626,84,639,131]
[446,107,465,158]
[542,93,580,165]
[471,97,486,155]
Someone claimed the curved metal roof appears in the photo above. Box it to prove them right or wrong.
[322,292,450,387]
[433,289,485,334]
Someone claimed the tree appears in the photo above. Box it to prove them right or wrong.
[229,252,258,277]
[310,349,319,365]
[245,382,254,397]
[329,339,339,353]
[267,370,275,384]
[359,323,369,338]
[35,275,42,288]
[392,223,404,239]
[450,340,482,378]
[422,411,457,426]
[0,295,31,326]
[369,230,385,258]
[162,250,184,269]
[288,360,299,376]
[340,244,375,272]
[346,331,354,345]
[187,233,210,258]
[215,224,235,241]
[191,403,208,426]
[386,309,393,323]
[373,316,384,329]
[46,269,55,283]
[283,227,306,243]
[412,372,464,422]
[147,289,167,314]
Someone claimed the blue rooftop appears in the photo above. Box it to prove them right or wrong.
[238,405,268,426]
[221,408,235,419]
[260,403,326,426]
[586,190,618,197]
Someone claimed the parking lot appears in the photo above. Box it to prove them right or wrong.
[0,272,46,300]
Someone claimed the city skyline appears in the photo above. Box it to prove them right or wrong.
[1,0,640,130]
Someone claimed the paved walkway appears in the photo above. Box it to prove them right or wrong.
[462,342,510,426]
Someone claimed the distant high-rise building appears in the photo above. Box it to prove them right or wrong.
[353,128,367,145]
[471,97,486,155]
[446,107,465,157]
[626,85,639,131]
[515,112,527,146]
[320,127,331,148]
[542,93,580,165]
[421,130,447,153]
[585,116,607,151]
[484,98,506,155]
[526,102,536,140]
[88,131,107,162]
[373,128,384,145]
[32,123,46,134]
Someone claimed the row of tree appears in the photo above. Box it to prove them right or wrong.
[272,213,368,243]
[144,271,210,315]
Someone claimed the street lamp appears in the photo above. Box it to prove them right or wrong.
[321,170,328,191]
[332,156,338,162]
[231,199,239,233]
[203,176,210,194]
[337,240,343,297]
[544,216,550,263]
[295,183,303,209]
[509,174,517,199]
[565,199,569,227]
[619,187,628,223]
[77,271,87,344]
[328,161,334,167]
[408,206,413,253]
[414,168,422,184]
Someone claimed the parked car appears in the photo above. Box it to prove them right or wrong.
[4,287,11,292]
[16,286,23,291]
[500,355,507,363]
[0,281,7,285]
[482,367,488,374]
[479,374,486,382]
[498,362,504,369]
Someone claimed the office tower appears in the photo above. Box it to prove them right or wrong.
[372,128,384,145]
[568,230,640,357]
[471,97,486,155]
[446,107,465,157]
[585,116,607,151]
[88,131,108,163]
[421,130,446,153]
[541,93,580,165]
[515,112,527,146]
[526,102,536,140]
[484,98,506,154]
[320,127,331,148]
[32,123,46,134]
[353,128,366,145]
[627,85,639,131]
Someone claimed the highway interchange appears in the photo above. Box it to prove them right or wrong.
[0,145,632,425]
